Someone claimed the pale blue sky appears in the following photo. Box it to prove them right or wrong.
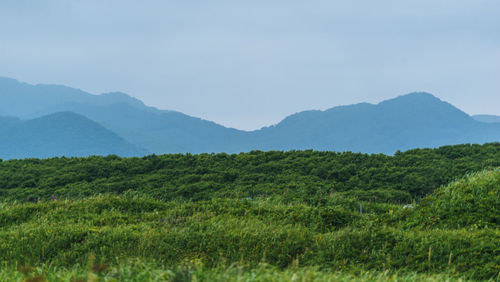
[1,0,499,130]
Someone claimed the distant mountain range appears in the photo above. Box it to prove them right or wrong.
[1,77,499,159]
[0,77,246,154]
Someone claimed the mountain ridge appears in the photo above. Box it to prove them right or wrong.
[1,77,499,156]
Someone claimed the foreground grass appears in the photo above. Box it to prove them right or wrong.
[0,194,498,280]
[0,262,480,282]
[0,170,498,280]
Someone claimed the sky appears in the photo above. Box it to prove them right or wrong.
[1,0,499,130]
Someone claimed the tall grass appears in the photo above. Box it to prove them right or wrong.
[0,169,498,280]
[0,262,481,282]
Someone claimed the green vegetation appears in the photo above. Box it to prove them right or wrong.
[1,143,499,202]
[0,143,499,281]
[0,263,481,282]
[408,169,500,229]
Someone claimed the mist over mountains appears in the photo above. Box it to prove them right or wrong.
[1,77,499,159]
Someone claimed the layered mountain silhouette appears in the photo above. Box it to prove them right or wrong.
[251,93,500,153]
[1,77,499,158]
[0,112,146,159]
[0,77,247,154]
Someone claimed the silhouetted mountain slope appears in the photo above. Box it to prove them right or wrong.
[41,102,251,153]
[253,93,500,153]
[472,114,500,124]
[0,77,148,117]
[0,112,146,159]
[0,77,247,154]
[1,77,499,155]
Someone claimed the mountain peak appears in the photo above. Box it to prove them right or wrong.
[376,92,472,120]
[399,92,437,98]
[376,92,476,128]
[378,92,441,106]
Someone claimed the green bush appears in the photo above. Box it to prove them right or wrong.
[408,169,500,229]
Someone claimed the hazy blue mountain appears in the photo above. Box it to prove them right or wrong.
[1,77,499,155]
[0,77,248,154]
[253,92,500,153]
[46,103,252,153]
[0,112,147,159]
[0,77,147,117]
[472,114,500,124]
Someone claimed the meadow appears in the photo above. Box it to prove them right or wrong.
[0,143,499,281]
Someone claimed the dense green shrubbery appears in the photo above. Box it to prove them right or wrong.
[0,144,499,280]
[0,143,499,203]
[408,169,500,229]
[0,187,499,279]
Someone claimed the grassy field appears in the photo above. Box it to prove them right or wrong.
[0,148,499,281]
[0,263,482,282]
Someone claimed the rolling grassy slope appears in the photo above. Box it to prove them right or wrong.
[0,145,499,280]
[0,169,499,280]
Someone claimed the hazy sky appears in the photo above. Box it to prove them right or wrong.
[1,0,499,130]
